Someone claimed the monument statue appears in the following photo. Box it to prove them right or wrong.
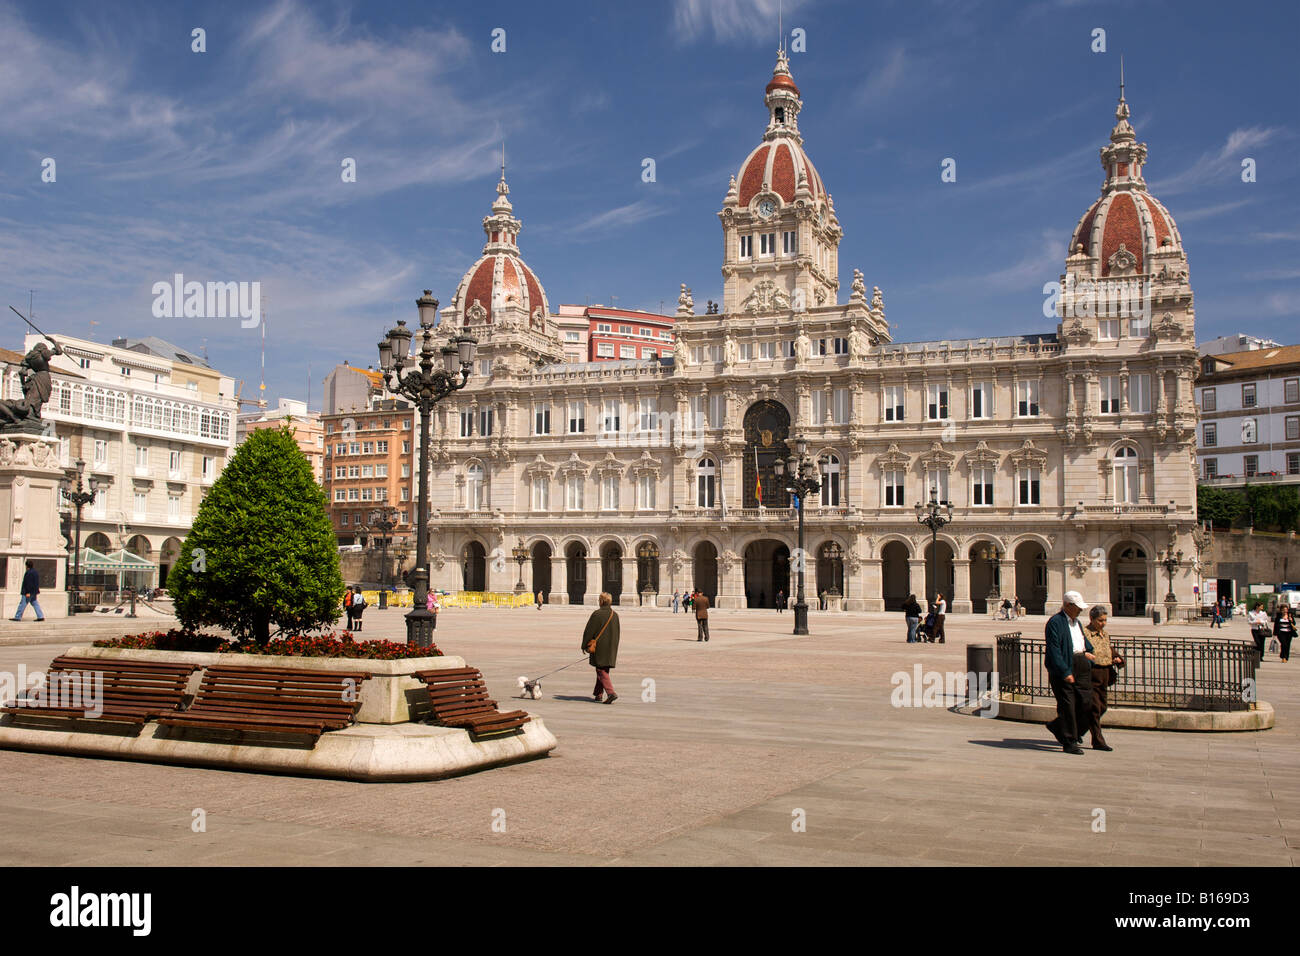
[0,342,62,427]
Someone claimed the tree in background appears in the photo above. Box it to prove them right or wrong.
[169,426,344,641]
[1245,484,1300,533]
[1197,485,1247,529]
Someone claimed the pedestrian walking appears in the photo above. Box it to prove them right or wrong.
[1013,597,1024,618]
[343,587,356,630]
[903,593,922,643]
[582,592,620,704]
[1211,603,1224,628]
[11,560,45,621]
[351,587,366,631]
[1248,602,1269,662]
[1274,605,1296,663]
[1044,591,1094,755]
[777,589,785,612]
[694,588,711,642]
[1084,604,1122,751]
[427,589,440,629]
[536,589,543,610]
[933,593,947,643]
[672,591,680,613]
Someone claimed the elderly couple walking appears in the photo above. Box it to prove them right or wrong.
[1045,590,1124,755]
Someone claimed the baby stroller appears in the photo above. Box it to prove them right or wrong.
[917,610,937,643]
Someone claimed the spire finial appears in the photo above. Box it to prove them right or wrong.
[778,0,783,52]
[501,141,506,183]
[1119,54,1125,101]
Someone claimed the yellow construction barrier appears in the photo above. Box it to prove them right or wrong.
[343,591,533,610]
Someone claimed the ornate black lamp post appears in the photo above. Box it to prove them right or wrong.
[979,543,1003,611]
[1160,538,1183,624]
[511,539,529,593]
[914,486,954,614]
[369,506,398,590]
[378,290,477,647]
[59,459,102,615]
[773,437,823,636]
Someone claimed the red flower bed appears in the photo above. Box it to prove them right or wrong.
[94,629,441,660]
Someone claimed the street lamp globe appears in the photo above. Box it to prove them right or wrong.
[415,291,439,330]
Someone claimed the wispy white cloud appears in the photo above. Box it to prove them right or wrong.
[855,46,906,108]
[1174,199,1254,222]
[672,0,802,45]
[1150,126,1285,195]
[570,200,671,235]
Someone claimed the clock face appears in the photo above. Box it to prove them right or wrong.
[757,199,776,219]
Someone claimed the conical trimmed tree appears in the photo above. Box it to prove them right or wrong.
[169,425,344,642]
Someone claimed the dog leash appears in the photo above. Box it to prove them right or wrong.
[524,657,589,685]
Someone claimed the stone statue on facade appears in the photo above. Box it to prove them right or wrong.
[0,341,62,428]
[870,285,884,314]
[850,269,867,301]
[723,335,738,368]
[794,331,811,364]
[677,284,695,316]
[673,332,690,371]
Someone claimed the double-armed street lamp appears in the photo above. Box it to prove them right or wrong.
[979,543,1004,610]
[1160,537,1183,623]
[377,291,477,647]
[511,539,529,593]
[915,486,954,614]
[773,437,826,636]
[369,506,399,591]
[59,459,103,615]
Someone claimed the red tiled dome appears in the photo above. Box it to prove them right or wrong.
[735,140,824,206]
[454,253,550,326]
[1068,190,1182,276]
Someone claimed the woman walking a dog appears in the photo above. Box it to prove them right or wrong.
[582,592,621,704]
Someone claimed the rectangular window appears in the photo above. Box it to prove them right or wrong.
[402,441,410,454]
[94,439,108,466]
[1130,373,1152,413]
[596,323,611,333]
[1100,375,1121,414]
[349,442,360,455]
[565,331,580,342]
[782,340,797,358]
[375,464,388,478]
[759,233,776,256]
[1286,416,1300,441]
[782,231,797,254]
[1203,423,1217,447]
[334,466,345,479]
[169,449,182,475]
[1288,453,1300,476]
[360,488,374,502]
[202,455,214,481]
[619,325,632,335]
[812,391,828,424]
[135,443,148,472]
[349,465,361,478]
[698,468,715,508]
[689,395,705,430]
[637,474,656,510]
[335,489,346,502]
[638,398,657,431]
[927,469,950,505]
[1242,418,1258,444]
[639,328,652,338]
[927,384,949,420]
[1242,384,1257,408]
[970,382,991,419]
[739,343,753,361]
[361,465,374,478]
[691,346,705,365]
[1017,380,1040,417]
[566,475,584,511]
[1244,455,1259,478]
[479,408,494,436]
[1018,468,1041,506]
[568,401,585,434]
[168,494,181,522]
[92,489,107,519]
[603,400,620,433]
[478,359,492,378]
[759,341,777,360]
[709,393,726,429]
[596,343,615,357]
[833,337,848,355]
[532,477,549,512]
[601,475,619,511]
[620,345,636,359]
[348,488,359,501]
[1098,318,1119,340]
[708,345,724,363]
[134,492,147,519]
[362,442,374,454]
[1204,458,1217,479]
[833,388,850,425]
[459,410,473,438]
[738,235,753,259]
[533,405,551,435]
[883,469,905,507]
[884,385,904,422]
[1128,314,1151,338]
[972,467,994,506]
[401,464,410,478]
[644,349,657,359]
[1285,379,1299,404]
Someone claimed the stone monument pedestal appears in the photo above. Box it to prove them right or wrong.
[0,433,69,618]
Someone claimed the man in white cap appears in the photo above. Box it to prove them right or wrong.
[1044,590,1095,755]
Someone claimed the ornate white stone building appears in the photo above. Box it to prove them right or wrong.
[420,52,1201,617]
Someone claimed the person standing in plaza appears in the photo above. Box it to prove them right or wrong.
[1211,602,1224,628]
[1083,604,1121,751]
[672,591,680,613]
[11,560,44,622]
[351,586,366,631]
[535,589,543,610]
[903,593,922,643]
[427,589,440,629]
[1044,591,1094,755]
[777,588,785,612]
[1273,605,1296,663]
[582,592,620,704]
[343,586,356,630]
[1249,602,1269,661]
[933,593,947,643]
[694,588,711,642]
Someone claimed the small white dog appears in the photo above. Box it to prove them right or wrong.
[518,676,544,700]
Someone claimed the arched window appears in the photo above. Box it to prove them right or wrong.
[466,463,485,510]
[820,454,841,506]
[697,457,716,508]
[1114,446,1139,503]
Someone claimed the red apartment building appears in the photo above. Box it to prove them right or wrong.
[585,307,675,362]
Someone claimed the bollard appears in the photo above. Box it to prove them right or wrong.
[127,587,137,619]
[379,590,388,610]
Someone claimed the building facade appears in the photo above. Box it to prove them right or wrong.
[586,306,675,362]
[12,333,238,587]
[418,52,1201,617]
[237,398,326,482]
[322,399,415,547]
[1195,345,1300,485]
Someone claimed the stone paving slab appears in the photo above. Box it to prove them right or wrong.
[0,606,1292,865]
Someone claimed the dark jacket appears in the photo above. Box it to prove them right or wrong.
[21,568,39,597]
[902,597,922,618]
[694,593,710,619]
[1274,612,1297,638]
[582,606,620,668]
[1045,609,1093,679]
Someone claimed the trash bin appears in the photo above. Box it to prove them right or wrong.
[1151,608,1160,625]
[966,643,994,707]
[378,590,388,609]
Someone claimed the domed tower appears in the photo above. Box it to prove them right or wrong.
[1060,77,1194,346]
[718,49,843,316]
[445,166,562,369]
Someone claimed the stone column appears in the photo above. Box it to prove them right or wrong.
[1000,559,1017,610]
[908,558,928,604]
[859,558,883,611]
[550,555,568,604]
[716,554,744,609]
[585,555,601,606]
[620,555,637,607]
[952,558,972,614]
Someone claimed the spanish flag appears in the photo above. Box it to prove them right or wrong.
[754,446,763,506]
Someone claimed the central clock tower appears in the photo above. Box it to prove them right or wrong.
[718,49,842,316]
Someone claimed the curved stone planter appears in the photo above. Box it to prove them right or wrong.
[984,696,1274,732]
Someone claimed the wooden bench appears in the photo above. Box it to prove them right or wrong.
[413,667,531,737]
[156,665,370,743]
[1,656,199,725]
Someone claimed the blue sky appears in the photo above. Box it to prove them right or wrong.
[2,0,1296,408]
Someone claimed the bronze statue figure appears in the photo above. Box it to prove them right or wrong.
[0,342,62,425]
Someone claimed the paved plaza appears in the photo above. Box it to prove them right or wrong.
[0,606,1294,866]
